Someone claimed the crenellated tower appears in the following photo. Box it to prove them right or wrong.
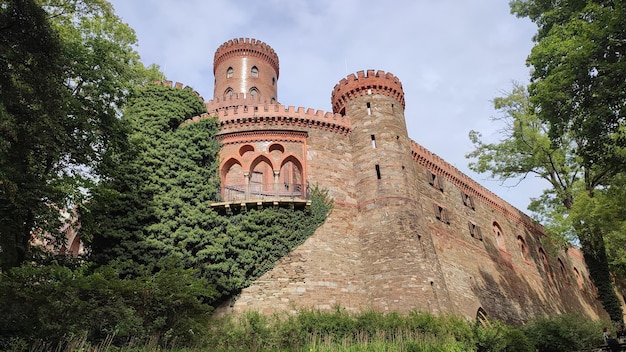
[332,70,452,313]
[212,38,279,106]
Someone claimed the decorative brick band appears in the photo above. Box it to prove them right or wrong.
[217,130,308,145]
[214,38,279,78]
[331,70,405,114]
[183,104,351,136]
[410,140,545,235]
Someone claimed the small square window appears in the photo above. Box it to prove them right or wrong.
[433,203,449,224]
[462,192,475,210]
[427,170,444,192]
[468,222,482,240]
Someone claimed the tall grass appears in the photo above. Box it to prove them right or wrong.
[4,308,608,351]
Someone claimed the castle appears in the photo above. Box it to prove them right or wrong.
[176,38,606,324]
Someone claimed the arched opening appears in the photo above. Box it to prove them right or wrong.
[268,143,285,154]
[221,158,245,201]
[517,236,529,261]
[476,307,490,328]
[249,155,274,196]
[227,67,233,78]
[249,87,259,97]
[279,155,304,196]
[558,258,569,283]
[239,144,255,157]
[251,66,259,77]
[573,267,585,290]
[538,247,551,274]
[492,222,506,250]
[224,87,234,98]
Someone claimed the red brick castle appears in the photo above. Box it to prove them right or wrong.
[174,38,607,324]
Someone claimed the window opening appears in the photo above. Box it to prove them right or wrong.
[518,236,529,261]
[462,192,475,209]
[375,164,381,179]
[224,87,234,98]
[468,222,482,240]
[433,204,449,224]
[227,67,233,78]
[366,102,371,115]
[428,170,444,191]
[492,222,506,250]
[251,66,259,77]
[249,87,259,96]
[371,134,376,148]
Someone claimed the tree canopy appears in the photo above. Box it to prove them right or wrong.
[0,0,160,270]
[467,0,626,321]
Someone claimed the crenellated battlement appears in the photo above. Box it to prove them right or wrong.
[331,70,405,114]
[205,93,276,112]
[152,80,205,102]
[409,140,544,235]
[214,37,279,78]
[183,103,350,135]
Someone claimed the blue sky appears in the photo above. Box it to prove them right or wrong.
[109,0,549,212]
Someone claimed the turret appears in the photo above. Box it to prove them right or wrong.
[213,38,279,104]
[331,70,416,203]
[331,70,450,313]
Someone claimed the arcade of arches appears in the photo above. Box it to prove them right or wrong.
[218,139,307,202]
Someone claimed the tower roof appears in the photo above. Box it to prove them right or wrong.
[331,70,405,114]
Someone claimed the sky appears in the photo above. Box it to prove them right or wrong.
[108,0,550,213]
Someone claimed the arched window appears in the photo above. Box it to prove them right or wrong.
[558,258,569,283]
[224,87,234,98]
[249,87,259,96]
[251,66,259,77]
[573,267,585,290]
[517,236,529,261]
[227,67,233,78]
[492,222,506,250]
[538,248,550,273]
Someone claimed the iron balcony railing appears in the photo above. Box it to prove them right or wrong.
[216,183,309,202]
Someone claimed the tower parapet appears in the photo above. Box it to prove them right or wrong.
[213,38,279,103]
[331,70,405,115]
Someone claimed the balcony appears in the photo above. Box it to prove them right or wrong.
[211,183,310,214]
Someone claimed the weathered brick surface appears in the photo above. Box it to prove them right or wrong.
[200,38,608,323]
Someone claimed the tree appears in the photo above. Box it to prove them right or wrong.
[0,0,70,270]
[507,0,626,321]
[0,0,160,270]
[469,0,626,320]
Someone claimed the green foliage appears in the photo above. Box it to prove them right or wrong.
[85,83,332,308]
[0,0,70,269]
[520,314,604,352]
[0,261,216,350]
[474,321,533,352]
[0,0,161,270]
[466,6,626,314]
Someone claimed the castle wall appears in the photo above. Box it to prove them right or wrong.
[202,38,607,323]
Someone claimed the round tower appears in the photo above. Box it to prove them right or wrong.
[213,38,279,102]
[331,70,452,314]
[331,70,416,203]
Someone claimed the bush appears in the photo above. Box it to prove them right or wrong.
[521,314,605,352]
[0,261,216,349]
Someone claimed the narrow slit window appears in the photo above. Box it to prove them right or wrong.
[375,164,381,179]
[371,135,376,148]
[366,102,371,115]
